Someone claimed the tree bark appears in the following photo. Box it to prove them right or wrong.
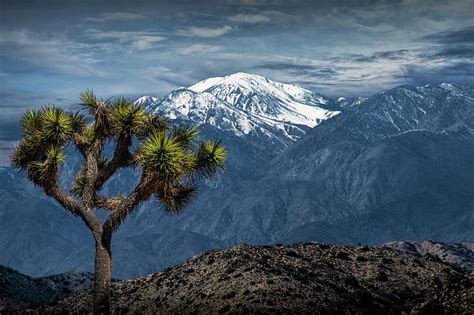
[93,233,112,315]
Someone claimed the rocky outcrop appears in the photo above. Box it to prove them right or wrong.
[383,240,474,272]
[17,243,473,314]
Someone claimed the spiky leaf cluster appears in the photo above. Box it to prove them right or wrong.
[110,98,148,136]
[11,91,227,215]
[157,181,198,214]
[138,131,195,177]
[33,146,67,184]
[12,106,80,187]
[196,140,227,178]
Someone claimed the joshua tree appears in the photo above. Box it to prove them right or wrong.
[11,91,226,314]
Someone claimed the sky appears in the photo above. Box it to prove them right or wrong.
[0,0,473,165]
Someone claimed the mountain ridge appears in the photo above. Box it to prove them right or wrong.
[0,265,93,311]
[0,73,472,279]
[10,243,473,314]
[136,72,340,145]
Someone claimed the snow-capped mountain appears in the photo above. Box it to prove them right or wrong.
[187,72,334,125]
[1,81,473,279]
[135,73,340,143]
[134,96,159,106]
[335,96,367,108]
[340,83,474,143]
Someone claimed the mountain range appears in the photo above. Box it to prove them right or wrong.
[0,73,472,278]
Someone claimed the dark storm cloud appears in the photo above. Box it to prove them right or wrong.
[351,49,412,62]
[420,27,474,60]
[254,62,345,80]
[395,62,474,86]
[440,62,474,76]
[422,26,474,45]
[371,50,410,60]
[256,62,314,71]
[155,76,189,87]
[428,46,474,59]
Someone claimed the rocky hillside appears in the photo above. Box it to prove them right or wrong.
[23,243,473,314]
[0,266,93,311]
[383,240,474,272]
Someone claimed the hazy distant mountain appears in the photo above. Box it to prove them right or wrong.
[0,265,93,311]
[216,83,474,245]
[0,75,472,278]
[0,167,91,276]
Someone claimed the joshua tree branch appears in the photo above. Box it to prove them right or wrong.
[102,173,154,234]
[44,183,102,233]
[72,138,89,159]
[96,134,133,190]
[94,195,126,211]
[82,138,106,209]
[44,184,82,216]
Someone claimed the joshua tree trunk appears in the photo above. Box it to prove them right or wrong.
[93,233,112,315]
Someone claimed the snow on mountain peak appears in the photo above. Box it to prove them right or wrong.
[187,72,337,126]
[135,96,159,106]
[438,82,462,93]
[439,82,454,89]
[189,72,268,93]
[189,72,328,104]
[136,73,340,143]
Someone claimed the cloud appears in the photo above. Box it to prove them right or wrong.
[1,0,473,109]
[177,25,234,38]
[351,49,412,62]
[140,66,195,87]
[0,30,104,76]
[83,29,166,51]
[442,62,474,75]
[396,61,474,86]
[85,12,146,23]
[222,0,281,5]
[313,6,399,34]
[255,61,344,80]
[131,35,166,50]
[422,26,474,45]
[427,46,474,59]
[178,44,223,55]
[228,14,270,23]
[256,62,310,71]
[250,50,446,96]
[238,0,262,4]
[420,27,474,61]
